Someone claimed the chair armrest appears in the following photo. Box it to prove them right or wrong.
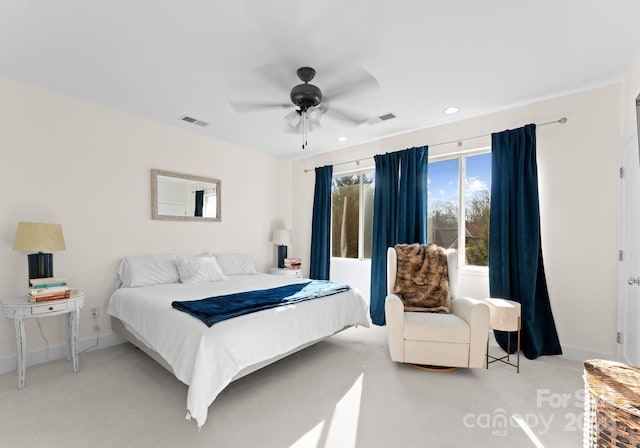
[451,297,490,368]
[384,294,404,362]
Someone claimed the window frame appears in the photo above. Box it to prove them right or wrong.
[330,167,375,261]
[429,146,491,273]
[329,146,490,271]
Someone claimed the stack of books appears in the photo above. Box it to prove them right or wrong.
[284,258,302,270]
[29,277,71,303]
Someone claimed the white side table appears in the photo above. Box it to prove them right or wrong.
[270,267,303,279]
[2,292,85,389]
[483,298,521,373]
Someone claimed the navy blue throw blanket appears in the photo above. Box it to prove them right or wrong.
[171,280,350,327]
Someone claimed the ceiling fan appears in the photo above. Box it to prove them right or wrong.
[230,66,379,149]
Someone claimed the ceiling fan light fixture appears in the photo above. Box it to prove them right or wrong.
[306,106,322,122]
[308,119,321,132]
[285,110,301,128]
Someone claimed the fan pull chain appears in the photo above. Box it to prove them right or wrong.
[302,110,308,150]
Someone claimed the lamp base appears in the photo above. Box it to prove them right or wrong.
[28,252,53,280]
[277,245,288,269]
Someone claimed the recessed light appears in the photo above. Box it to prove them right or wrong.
[337,136,349,142]
[443,106,460,115]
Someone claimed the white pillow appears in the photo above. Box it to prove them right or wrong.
[176,256,228,284]
[209,253,258,275]
[116,254,180,288]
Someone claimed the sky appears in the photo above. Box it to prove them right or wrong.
[427,153,491,209]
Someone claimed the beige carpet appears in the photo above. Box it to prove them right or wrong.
[0,325,584,447]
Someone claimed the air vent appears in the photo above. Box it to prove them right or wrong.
[367,112,397,125]
[179,115,210,127]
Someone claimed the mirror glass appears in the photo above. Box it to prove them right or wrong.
[151,169,221,222]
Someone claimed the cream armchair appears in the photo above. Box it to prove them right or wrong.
[384,246,490,369]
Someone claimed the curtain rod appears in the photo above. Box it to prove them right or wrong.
[303,117,567,173]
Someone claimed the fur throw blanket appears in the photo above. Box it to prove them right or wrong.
[393,243,450,313]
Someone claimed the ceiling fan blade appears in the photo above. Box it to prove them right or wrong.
[322,67,380,103]
[251,63,298,94]
[323,104,370,125]
[230,100,292,113]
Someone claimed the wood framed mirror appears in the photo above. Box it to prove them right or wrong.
[151,169,221,222]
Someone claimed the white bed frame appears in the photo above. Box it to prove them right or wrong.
[111,316,351,382]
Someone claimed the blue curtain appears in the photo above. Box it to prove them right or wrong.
[310,165,333,280]
[397,148,429,244]
[194,190,204,217]
[489,124,562,359]
[370,147,428,325]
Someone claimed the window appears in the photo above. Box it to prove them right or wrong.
[331,171,374,259]
[330,151,490,266]
[203,190,218,218]
[428,151,491,267]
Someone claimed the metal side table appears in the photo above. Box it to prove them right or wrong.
[484,298,521,373]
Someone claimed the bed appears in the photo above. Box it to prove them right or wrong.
[106,253,370,428]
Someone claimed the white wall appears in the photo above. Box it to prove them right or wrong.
[293,84,621,359]
[0,73,628,367]
[620,50,640,133]
[0,76,292,364]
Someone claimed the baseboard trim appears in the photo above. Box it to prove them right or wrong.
[487,339,616,363]
[0,331,126,375]
[558,344,616,363]
[1,333,617,376]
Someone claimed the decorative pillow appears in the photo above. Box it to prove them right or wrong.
[115,254,180,288]
[176,256,228,284]
[201,252,258,275]
[393,243,450,313]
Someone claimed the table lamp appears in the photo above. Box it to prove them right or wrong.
[13,222,66,280]
[271,229,292,268]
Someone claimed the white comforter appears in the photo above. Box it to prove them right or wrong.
[107,274,370,427]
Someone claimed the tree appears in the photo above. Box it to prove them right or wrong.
[429,190,490,265]
[465,190,490,266]
[429,200,458,248]
[331,176,360,258]
[331,174,374,259]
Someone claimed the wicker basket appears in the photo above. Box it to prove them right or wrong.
[583,359,640,447]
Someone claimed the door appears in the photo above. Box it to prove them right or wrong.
[618,126,640,366]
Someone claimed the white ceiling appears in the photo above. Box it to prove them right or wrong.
[2,1,640,159]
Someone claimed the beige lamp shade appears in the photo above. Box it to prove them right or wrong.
[13,222,66,252]
[271,229,292,247]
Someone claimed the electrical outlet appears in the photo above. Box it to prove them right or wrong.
[90,307,99,319]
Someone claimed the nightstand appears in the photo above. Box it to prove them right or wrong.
[270,267,303,279]
[2,292,85,389]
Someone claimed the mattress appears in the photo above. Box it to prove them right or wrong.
[107,273,370,427]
